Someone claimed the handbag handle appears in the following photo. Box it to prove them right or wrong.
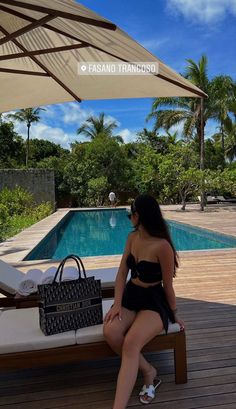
[53,254,87,283]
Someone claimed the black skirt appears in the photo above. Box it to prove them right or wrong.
[122,280,175,333]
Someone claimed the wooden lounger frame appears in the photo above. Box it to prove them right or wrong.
[0,286,187,384]
[0,330,187,384]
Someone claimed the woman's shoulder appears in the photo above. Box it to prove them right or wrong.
[128,230,138,238]
[155,238,173,254]
[126,230,138,245]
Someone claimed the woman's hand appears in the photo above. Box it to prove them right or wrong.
[104,303,122,324]
[175,317,185,331]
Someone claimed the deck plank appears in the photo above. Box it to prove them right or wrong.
[0,205,236,408]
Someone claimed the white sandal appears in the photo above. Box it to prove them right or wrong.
[139,378,162,405]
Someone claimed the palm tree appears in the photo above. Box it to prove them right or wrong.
[225,128,236,162]
[147,55,210,145]
[137,127,177,154]
[213,117,236,162]
[147,55,236,210]
[77,112,123,143]
[7,107,44,166]
[209,75,235,157]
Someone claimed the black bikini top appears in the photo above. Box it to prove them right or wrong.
[126,253,162,283]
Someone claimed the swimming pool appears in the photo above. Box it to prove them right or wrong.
[24,209,236,260]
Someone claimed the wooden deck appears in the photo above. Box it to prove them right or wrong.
[0,259,235,409]
[0,205,236,408]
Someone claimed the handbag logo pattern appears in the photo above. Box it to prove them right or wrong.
[38,255,103,336]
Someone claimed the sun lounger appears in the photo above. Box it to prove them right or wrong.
[197,195,220,204]
[216,195,236,203]
[0,299,187,384]
[0,259,117,307]
[0,259,25,296]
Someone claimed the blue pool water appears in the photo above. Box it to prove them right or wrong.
[24,209,236,260]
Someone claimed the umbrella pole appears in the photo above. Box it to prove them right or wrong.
[200,97,205,211]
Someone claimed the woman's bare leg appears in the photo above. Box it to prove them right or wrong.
[103,307,158,380]
[112,310,164,409]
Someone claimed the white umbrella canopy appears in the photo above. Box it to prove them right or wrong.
[0,0,207,113]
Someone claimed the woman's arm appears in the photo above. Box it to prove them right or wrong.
[104,234,132,323]
[158,240,176,309]
[158,241,184,329]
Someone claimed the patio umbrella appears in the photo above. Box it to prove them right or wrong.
[0,0,207,113]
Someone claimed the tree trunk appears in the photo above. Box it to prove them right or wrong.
[220,122,225,160]
[180,192,186,211]
[181,199,186,211]
[200,98,205,212]
[26,124,30,167]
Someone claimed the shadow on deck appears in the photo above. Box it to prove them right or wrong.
[0,297,235,409]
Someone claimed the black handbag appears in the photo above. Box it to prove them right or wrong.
[38,254,103,336]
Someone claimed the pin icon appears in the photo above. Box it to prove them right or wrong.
[81,65,87,71]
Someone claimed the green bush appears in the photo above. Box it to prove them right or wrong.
[31,202,54,221]
[0,186,33,216]
[87,176,109,206]
[0,203,10,241]
[0,188,54,242]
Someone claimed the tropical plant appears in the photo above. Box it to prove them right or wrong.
[0,187,53,242]
[137,128,177,154]
[77,112,123,143]
[157,143,201,208]
[131,145,161,195]
[209,75,235,156]
[0,186,33,216]
[213,117,236,163]
[7,107,45,166]
[225,125,236,162]
[147,56,209,139]
[147,55,236,210]
[0,120,24,167]
[62,135,131,206]
[87,176,109,206]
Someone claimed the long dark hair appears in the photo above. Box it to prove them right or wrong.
[131,194,179,273]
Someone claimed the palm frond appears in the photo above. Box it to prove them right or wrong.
[153,110,191,131]
[183,116,196,138]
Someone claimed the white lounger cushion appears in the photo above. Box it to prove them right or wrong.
[76,299,181,344]
[0,260,117,296]
[0,259,25,295]
[86,267,117,287]
[0,308,76,354]
[0,300,181,354]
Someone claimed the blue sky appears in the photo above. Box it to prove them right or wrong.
[5,0,236,147]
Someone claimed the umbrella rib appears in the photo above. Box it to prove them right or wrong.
[1,4,205,98]
[67,39,208,98]
[0,0,117,30]
[0,5,206,99]
[0,14,56,46]
[0,44,88,61]
[0,68,49,76]
[157,74,207,98]
[0,5,94,43]
[0,24,82,102]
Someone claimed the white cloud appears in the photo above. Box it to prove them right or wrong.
[44,103,120,128]
[205,120,218,139]
[140,37,169,52]
[118,128,138,143]
[2,114,75,149]
[1,111,16,120]
[58,102,94,125]
[16,121,75,149]
[166,0,236,24]
[2,105,125,148]
[104,115,121,127]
